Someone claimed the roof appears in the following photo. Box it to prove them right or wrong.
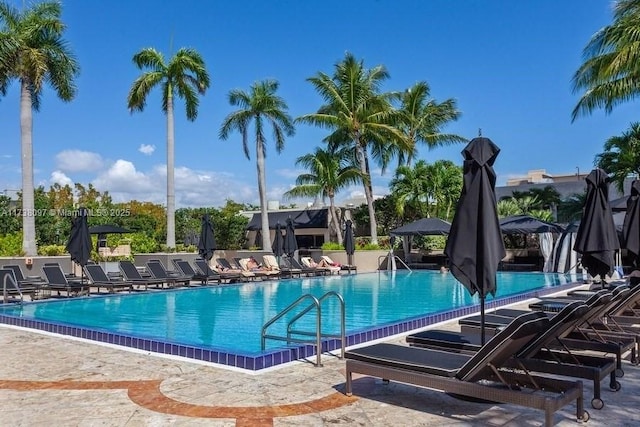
[246,208,329,230]
[390,218,451,236]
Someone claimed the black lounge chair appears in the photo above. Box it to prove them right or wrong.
[288,257,325,276]
[174,260,219,284]
[407,302,618,409]
[195,259,241,283]
[41,264,89,297]
[345,314,588,426]
[146,261,192,288]
[118,261,165,290]
[0,266,47,300]
[83,264,133,293]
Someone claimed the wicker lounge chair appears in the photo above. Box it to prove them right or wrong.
[345,314,588,426]
[84,264,133,293]
[407,302,618,409]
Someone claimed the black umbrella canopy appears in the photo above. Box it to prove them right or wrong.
[88,224,132,234]
[66,207,92,267]
[622,179,640,267]
[273,222,285,257]
[574,169,621,279]
[390,218,451,236]
[283,217,298,258]
[444,137,505,344]
[499,215,564,234]
[344,220,356,265]
[197,214,217,261]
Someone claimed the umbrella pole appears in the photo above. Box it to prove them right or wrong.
[480,296,486,346]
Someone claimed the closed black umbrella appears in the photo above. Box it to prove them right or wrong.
[622,180,640,268]
[344,219,355,266]
[66,207,92,282]
[444,137,505,345]
[273,222,285,257]
[197,214,217,262]
[284,217,298,259]
[574,169,620,283]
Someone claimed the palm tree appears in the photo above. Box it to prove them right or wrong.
[389,160,430,220]
[0,1,79,256]
[396,81,466,165]
[298,53,406,245]
[595,122,640,192]
[572,0,640,120]
[424,160,463,219]
[220,79,295,252]
[127,47,209,248]
[283,147,361,245]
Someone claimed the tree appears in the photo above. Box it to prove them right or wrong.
[389,160,430,219]
[0,1,80,255]
[283,146,361,244]
[572,0,640,120]
[220,79,295,252]
[424,160,462,219]
[127,47,210,249]
[595,122,640,192]
[396,81,466,165]
[298,53,406,245]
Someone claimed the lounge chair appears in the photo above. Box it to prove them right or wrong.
[146,261,192,288]
[118,261,165,290]
[41,264,89,297]
[216,258,257,280]
[287,257,324,276]
[321,255,357,274]
[235,257,280,279]
[407,302,618,409]
[345,314,588,426]
[195,259,241,283]
[174,260,219,284]
[0,268,36,302]
[0,266,47,300]
[83,264,133,293]
[263,254,300,278]
[301,256,340,274]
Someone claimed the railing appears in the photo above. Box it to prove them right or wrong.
[261,291,346,367]
[377,254,412,271]
[2,273,23,304]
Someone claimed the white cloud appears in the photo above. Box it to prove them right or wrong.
[55,150,104,173]
[138,144,156,155]
[275,168,304,179]
[50,170,73,187]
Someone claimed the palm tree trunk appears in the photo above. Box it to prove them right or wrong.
[256,136,272,252]
[355,138,378,245]
[20,81,37,256]
[329,195,343,245]
[166,92,176,248]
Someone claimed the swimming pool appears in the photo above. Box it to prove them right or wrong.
[0,271,582,371]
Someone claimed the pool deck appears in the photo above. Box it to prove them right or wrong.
[1,284,640,426]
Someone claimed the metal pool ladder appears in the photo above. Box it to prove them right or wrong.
[2,271,23,304]
[261,291,345,367]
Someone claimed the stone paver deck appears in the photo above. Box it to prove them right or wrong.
[1,290,640,426]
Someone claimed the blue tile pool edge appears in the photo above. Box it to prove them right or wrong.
[0,280,581,371]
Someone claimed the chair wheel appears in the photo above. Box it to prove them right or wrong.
[610,381,622,391]
[591,398,604,410]
[615,368,624,377]
[579,410,590,422]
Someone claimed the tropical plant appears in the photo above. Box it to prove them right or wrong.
[219,79,295,252]
[389,160,430,219]
[572,0,640,120]
[595,122,640,192]
[127,46,210,249]
[424,160,463,219]
[297,53,407,245]
[0,1,80,255]
[395,81,466,165]
[283,146,361,244]
[557,192,587,223]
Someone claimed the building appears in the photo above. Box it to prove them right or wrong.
[496,169,632,201]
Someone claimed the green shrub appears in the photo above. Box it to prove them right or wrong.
[360,243,381,250]
[38,245,66,256]
[129,232,160,254]
[321,242,343,250]
[0,232,24,256]
[413,235,447,251]
[186,245,197,253]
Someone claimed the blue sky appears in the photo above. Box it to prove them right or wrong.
[0,0,637,208]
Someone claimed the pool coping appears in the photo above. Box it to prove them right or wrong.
[0,279,583,371]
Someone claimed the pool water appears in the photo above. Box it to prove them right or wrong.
[0,271,577,355]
